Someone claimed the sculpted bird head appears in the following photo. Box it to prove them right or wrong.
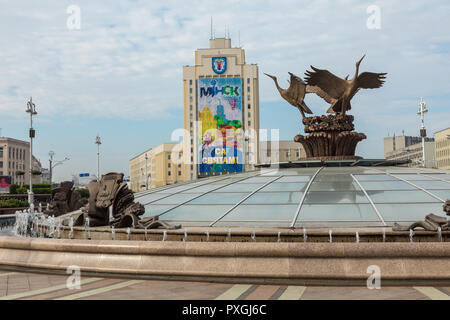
[264,73,277,82]
[356,54,366,68]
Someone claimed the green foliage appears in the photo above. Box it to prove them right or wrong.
[0,199,29,208]
[9,184,19,194]
[75,188,90,199]
[10,184,51,194]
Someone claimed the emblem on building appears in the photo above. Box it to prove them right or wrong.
[212,57,227,74]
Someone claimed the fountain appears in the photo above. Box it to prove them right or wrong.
[205,230,210,242]
[409,229,414,243]
[162,230,167,242]
[277,231,281,243]
[68,216,74,239]
[85,217,90,240]
[355,231,360,243]
[111,226,115,240]
[329,230,333,243]
[226,229,231,242]
[303,228,307,243]
[126,227,131,240]
[251,230,256,242]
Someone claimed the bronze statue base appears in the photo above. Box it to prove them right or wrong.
[295,115,366,158]
[300,155,363,161]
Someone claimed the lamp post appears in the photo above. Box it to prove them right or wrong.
[95,134,101,180]
[417,98,428,168]
[48,151,69,187]
[145,153,148,191]
[26,97,37,212]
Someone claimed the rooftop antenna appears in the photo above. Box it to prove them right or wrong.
[210,17,213,40]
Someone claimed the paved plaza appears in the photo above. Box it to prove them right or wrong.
[0,270,449,300]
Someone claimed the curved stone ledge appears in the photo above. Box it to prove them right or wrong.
[1,236,450,285]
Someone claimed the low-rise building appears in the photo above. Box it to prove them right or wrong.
[434,127,450,170]
[384,135,435,168]
[259,140,306,164]
[129,142,187,192]
[0,137,31,186]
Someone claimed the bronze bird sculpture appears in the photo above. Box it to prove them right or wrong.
[265,72,317,119]
[304,55,387,115]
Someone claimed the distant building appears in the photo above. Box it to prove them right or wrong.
[129,142,187,192]
[31,156,43,184]
[434,127,450,170]
[183,37,260,181]
[384,135,435,168]
[0,137,31,186]
[259,141,306,164]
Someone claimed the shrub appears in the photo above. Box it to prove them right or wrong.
[17,187,28,194]
[75,188,90,199]
[0,199,29,208]
[9,184,19,194]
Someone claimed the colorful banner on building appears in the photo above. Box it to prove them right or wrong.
[0,176,11,194]
[198,78,243,174]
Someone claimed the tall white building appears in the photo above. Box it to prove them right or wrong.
[182,37,260,180]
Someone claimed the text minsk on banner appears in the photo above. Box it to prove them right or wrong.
[198,78,243,174]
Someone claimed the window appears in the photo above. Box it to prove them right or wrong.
[248,104,251,109]
[190,105,192,111]
[0,161,2,168]
[168,163,171,168]
[168,171,171,176]
[178,171,182,176]
[0,147,3,158]
[247,78,250,84]
[248,112,251,118]
[189,80,192,85]
[189,88,192,94]
[248,121,251,126]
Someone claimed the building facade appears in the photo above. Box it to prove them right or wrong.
[384,135,435,168]
[182,37,260,181]
[434,127,450,170]
[0,137,31,186]
[129,142,187,192]
[259,141,306,164]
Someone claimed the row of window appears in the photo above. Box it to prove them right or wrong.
[0,146,27,161]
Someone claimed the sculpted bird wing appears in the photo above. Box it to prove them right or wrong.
[304,66,347,99]
[285,72,307,106]
[306,85,337,104]
[357,72,387,89]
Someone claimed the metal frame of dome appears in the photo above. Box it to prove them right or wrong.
[135,163,450,228]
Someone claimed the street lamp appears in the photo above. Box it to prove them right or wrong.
[48,151,70,186]
[26,97,37,212]
[417,98,428,168]
[95,134,101,180]
[145,153,148,191]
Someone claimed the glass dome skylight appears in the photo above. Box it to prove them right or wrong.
[135,166,450,228]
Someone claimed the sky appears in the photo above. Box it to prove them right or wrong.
[0,0,449,182]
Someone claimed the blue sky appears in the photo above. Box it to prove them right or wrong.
[1,0,449,182]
